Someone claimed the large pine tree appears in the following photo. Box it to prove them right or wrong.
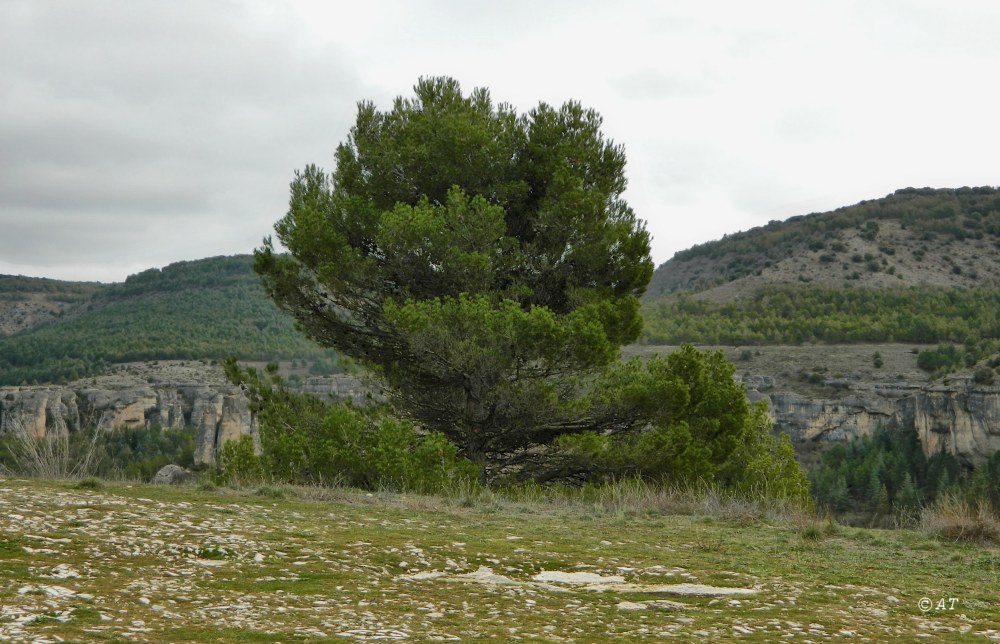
[255,77,652,478]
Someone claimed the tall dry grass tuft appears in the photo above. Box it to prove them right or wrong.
[581,477,811,524]
[0,419,100,480]
[474,477,811,523]
[920,493,1000,545]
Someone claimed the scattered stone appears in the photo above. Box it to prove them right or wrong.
[18,584,77,599]
[533,571,626,584]
[598,583,758,597]
[617,601,647,611]
[402,571,447,581]
[44,564,80,580]
[452,566,518,585]
[617,600,687,611]
[152,464,191,485]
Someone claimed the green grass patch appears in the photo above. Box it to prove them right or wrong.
[0,478,997,641]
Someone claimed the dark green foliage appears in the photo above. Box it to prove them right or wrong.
[0,256,344,385]
[548,346,811,503]
[222,359,478,492]
[805,424,1000,518]
[893,472,922,524]
[92,425,197,480]
[916,345,963,373]
[0,275,101,301]
[643,286,1000,349]
[986,451,1000,508]
[255,77,653,476]
[974,367,996,385]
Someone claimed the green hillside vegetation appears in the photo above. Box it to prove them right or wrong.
[643,285,1000,348]
[810,423,1000,522]
[650,186,1000,295]
[0,275,102,301]
[642,187,1000,374]
[0,256,340,385]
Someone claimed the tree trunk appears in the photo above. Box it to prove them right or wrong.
[464,388,490,484]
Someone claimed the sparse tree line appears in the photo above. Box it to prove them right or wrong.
[650,188,1000,294]
[0,275,102,299]
[642,286,1000,359]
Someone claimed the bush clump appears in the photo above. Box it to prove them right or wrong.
[220,360,478,493]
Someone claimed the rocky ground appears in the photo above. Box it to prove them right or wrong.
[1,478,998,641]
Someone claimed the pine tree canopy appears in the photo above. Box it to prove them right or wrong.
[255,77,653,477]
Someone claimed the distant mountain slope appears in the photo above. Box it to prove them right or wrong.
[0,256,339,385]
[648,186,1000,300]
[0,275,103,336]
[641,186,1000,353]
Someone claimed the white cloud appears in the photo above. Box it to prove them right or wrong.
[1,0,997,282]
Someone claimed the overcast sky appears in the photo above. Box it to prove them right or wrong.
[2,1,999,283]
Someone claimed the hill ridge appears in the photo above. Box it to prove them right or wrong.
[648,185,1000,299]
[0,255,341,386]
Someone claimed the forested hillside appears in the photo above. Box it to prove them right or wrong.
[0,256,340,385]
[648,186,1000,297]
[642,186,1000,354]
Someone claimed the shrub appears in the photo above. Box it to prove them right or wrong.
[552,347,812,506]
[0,424,197,482]
[214,435,265,487]
[917,345,962,373]
[224,359,479,493]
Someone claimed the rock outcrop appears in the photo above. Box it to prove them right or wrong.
[748,376,1000,467]
[3,351,998,468]
[151,463,191,485]
[0,361,380,467]
[633,344,1000,467]
[0,381,255,466]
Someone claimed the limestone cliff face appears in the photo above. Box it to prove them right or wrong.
[5,354,997,468]
[750,378,1000,466]
[0,388,80,438]
[0,381,255,466]
[0,362,375,467]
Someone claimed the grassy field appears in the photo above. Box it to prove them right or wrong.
[1,478,998,642]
